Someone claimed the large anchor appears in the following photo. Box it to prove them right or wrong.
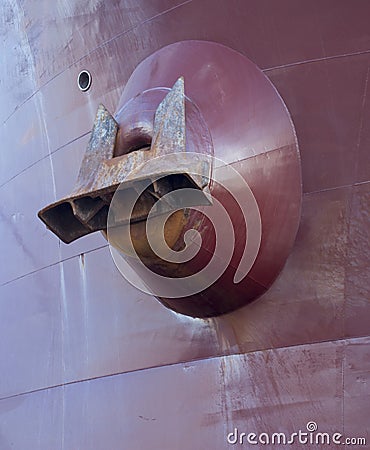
[38,78,210,244]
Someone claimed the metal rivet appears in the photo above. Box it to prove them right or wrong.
[77,70,92,92]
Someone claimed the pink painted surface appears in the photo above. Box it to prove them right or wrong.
[0,0,369,448]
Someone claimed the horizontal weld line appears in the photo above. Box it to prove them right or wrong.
[0,130,90,191]
[0,244,109,289]
[263,48,370,73]
[2,90,39,125]
[1,183,367,287]
[0,335,364,403]
[1,186,367,287]
[303,180,370,196]
[4,46,367,126]
[2,6,367,126]
[223,143,294,162]
[0,132,289,191]
[231,149,369,194]
[1,0,193,127]
[70,0,194,67]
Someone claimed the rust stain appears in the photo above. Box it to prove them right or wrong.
[37,77,210,244]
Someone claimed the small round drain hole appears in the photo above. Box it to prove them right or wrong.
[77,70,92,92]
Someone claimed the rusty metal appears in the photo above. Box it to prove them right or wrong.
[39,41,302,319]
[38,104,118,243]
[38,77,210,244]
[101,41,302,318]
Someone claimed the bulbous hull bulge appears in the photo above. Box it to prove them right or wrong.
[0,1,369,448]
[109,41,301,317]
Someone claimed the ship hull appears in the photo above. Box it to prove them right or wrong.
[0,0,369,448]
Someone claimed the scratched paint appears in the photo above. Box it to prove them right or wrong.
[79,253,89,370]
